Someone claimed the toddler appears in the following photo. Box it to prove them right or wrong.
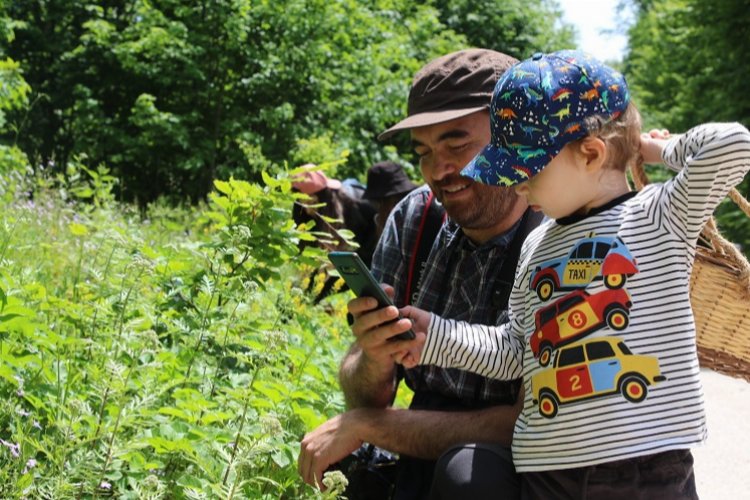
[400,50,750,498]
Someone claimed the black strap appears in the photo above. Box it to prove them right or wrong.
[406,192,445,305]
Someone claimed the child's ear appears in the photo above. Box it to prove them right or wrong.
[577,136,607,172]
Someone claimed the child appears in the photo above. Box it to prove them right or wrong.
[398,50,750,497]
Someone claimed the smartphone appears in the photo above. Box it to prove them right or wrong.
[328,251,415,341]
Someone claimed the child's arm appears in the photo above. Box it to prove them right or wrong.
[398,302,525,381]
[396,234,539,380]
[640,128,671,163]
[650,123,750,244]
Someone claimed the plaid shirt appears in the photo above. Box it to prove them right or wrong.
[372,186,521,406]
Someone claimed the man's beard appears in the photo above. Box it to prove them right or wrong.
[437,179,519,230]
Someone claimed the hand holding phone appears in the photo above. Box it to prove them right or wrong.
[328,251,416,341]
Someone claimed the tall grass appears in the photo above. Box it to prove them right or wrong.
[0,165,350,498]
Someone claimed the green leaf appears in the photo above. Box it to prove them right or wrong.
[261,170,279,188]
[271,447,291,468]
[0,313,20,322]
[158,407,190,421]
[16,472,32,490]
[214,179,232,195]
[68,222,89,236]
[293,402,327,430]
[144,437,195,456]
[254,381,284,404]
[0,364,16,384]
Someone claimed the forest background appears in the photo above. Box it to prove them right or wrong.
[0,0,748,498]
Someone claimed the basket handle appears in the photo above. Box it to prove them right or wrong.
[630,157,750,285]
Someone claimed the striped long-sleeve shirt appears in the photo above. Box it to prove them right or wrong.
[420,122,750,472]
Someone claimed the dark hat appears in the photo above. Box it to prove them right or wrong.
[363,161,419,200]
[378,49,519,141]
[461,50,630,187]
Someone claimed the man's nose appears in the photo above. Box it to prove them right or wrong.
[431,154,458,181]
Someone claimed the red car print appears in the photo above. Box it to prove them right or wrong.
[530,288,632,366]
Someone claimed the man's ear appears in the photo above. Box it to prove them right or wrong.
[577,136,607,172]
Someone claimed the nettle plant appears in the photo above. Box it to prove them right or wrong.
[0,165,351,498]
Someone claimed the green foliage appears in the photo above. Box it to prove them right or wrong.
[1,0,463,202]
[625,0,750,255]
[0,166,352,498]
[428,0,576,58]
[290,135,350,179]
[0,144,31,203]
[627,0,750,130]
[0,57,30,130]
[1,0,577,203]
[0,4,29,114]
[0,4,31,203]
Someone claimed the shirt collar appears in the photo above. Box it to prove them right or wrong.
[556,191,637,226]
[442,216,523,252]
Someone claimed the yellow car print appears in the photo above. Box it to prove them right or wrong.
[531,337,665,418]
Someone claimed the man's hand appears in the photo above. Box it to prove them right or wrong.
[298,401,524,489]
[399,305,431,334]
[298,411,364,490]
[339,284,418,408]
[640,128,671,164]
[347,285,417,370]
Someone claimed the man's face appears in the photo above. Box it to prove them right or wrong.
[411,111,519,231]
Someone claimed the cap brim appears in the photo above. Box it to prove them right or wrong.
[460,143,554,187]
[378,106,488,141]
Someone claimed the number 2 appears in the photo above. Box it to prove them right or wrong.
[570,375,581,391]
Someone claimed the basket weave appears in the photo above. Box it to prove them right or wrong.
[631,162,750,382]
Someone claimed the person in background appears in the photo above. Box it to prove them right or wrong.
[363,161,419,238]
[299,49,543,499]
[292,164,378,301]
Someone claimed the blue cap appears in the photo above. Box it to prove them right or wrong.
[460,50,630,186]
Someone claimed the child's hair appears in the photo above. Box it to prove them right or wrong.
[577,102,642,173]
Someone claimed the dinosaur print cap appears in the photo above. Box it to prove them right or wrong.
[460,50,630,187]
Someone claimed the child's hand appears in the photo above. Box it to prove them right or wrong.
[392,306,431,369]
[399,305,431,333]
[391,332,426,369]
[640,128,671,164]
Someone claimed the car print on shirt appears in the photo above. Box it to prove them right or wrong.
[531,337,666,419]
[530,235,638,301]
[530,288,632,366]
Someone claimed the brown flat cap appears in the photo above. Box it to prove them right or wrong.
[379,49,519,140]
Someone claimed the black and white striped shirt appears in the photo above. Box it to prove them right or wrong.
[420,122,750,471]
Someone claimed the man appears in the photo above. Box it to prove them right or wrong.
[298,49,542,498]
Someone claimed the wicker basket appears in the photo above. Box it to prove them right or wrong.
[631,163,750,382]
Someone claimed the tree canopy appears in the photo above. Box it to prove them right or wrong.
[1,0,574,203]
[430,0,575,58]
[625,0,750,250]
